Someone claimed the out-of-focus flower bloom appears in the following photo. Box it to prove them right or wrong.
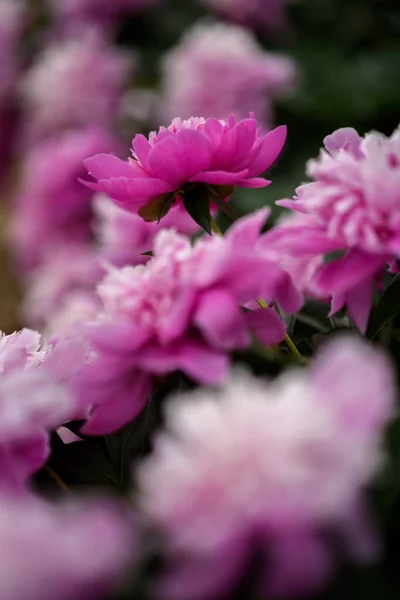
[49,0,163,32]
[23,195,200,333]
[161,21,297,127]
[10,127,119,272]
[137,335,395,599]
[94,194,200,265]
[21,30,133,142]
[0,329,87,490]
[83,114,286,222]
[269,126,400,331]
[0,493,134,600]
[199,0,296,34]
[77,210,301,436]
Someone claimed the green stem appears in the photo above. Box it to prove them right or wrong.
[207,186,239,221]
[45,464,69,491]
[210,216,223,236]
[256,298,303,359]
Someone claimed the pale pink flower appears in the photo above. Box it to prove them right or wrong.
[83,114,287,222]
[0,493,134,600]
[137,335,395,599]
[77,210,300,436]
[0,329,86,490]
[10,127,119,271]
[271,126,400,331]
[0,328,88,490]
[21,30,134,142]
[161,21,297,127]
[199,0,296,34]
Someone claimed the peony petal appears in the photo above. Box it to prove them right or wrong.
[345,277,373,333]
[226,208,270,248]
[148,129,212,187]
[211,118,257,171]
[132,134,152,172]
[83,319,151,354]
[238,177,271,188]
[247,125,287,177]
[189,169,248,186]
[314,249,384,295]
[82,371,152,436]
[136,340,229,385]
[194,289,250,350]
[84,154,137,180]
[100,177,175,205]
[204,118,225,154]
[247,308,286,346]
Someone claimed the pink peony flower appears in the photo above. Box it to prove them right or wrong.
[137,335,395,599]
[10,127,119,272]
[0,493,134,600]
[21,29,134,142]
[83,114,287,223]
[160,21,298,127]
[199,0,296,34]
[271,126,400,331]
[0,329,88,490]
[77,210,301,436]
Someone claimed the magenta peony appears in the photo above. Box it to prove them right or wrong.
[83,114,287,223]
[137,335,394,599]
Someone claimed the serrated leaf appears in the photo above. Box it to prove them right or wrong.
[182,185,212,234]
[367,274,400,339]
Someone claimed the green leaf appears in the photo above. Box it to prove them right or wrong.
[182,185,212,235]
[323,249,347,264]
[367,274,400,339]
[138,193,174,222]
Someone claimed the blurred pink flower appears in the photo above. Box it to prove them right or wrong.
[161,21,298,127]
[0,329,87,490]
[23,195,200,333]
[137,335,395,599]
[77,210,300,436]
[199,0,296,34]
[271,126,400,331]
[83,114,287,221]
[21,29,134,142]
[10,127,119,272]
[0,493,134,600]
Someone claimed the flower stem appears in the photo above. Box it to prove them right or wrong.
[210,216,223,236]
[45,464,69,491]
[256,298,302,359]
[206,186,239,221]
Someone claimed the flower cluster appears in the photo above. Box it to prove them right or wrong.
[76,209,301,435]
[138,336,394,598]
[161,21,297,127]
